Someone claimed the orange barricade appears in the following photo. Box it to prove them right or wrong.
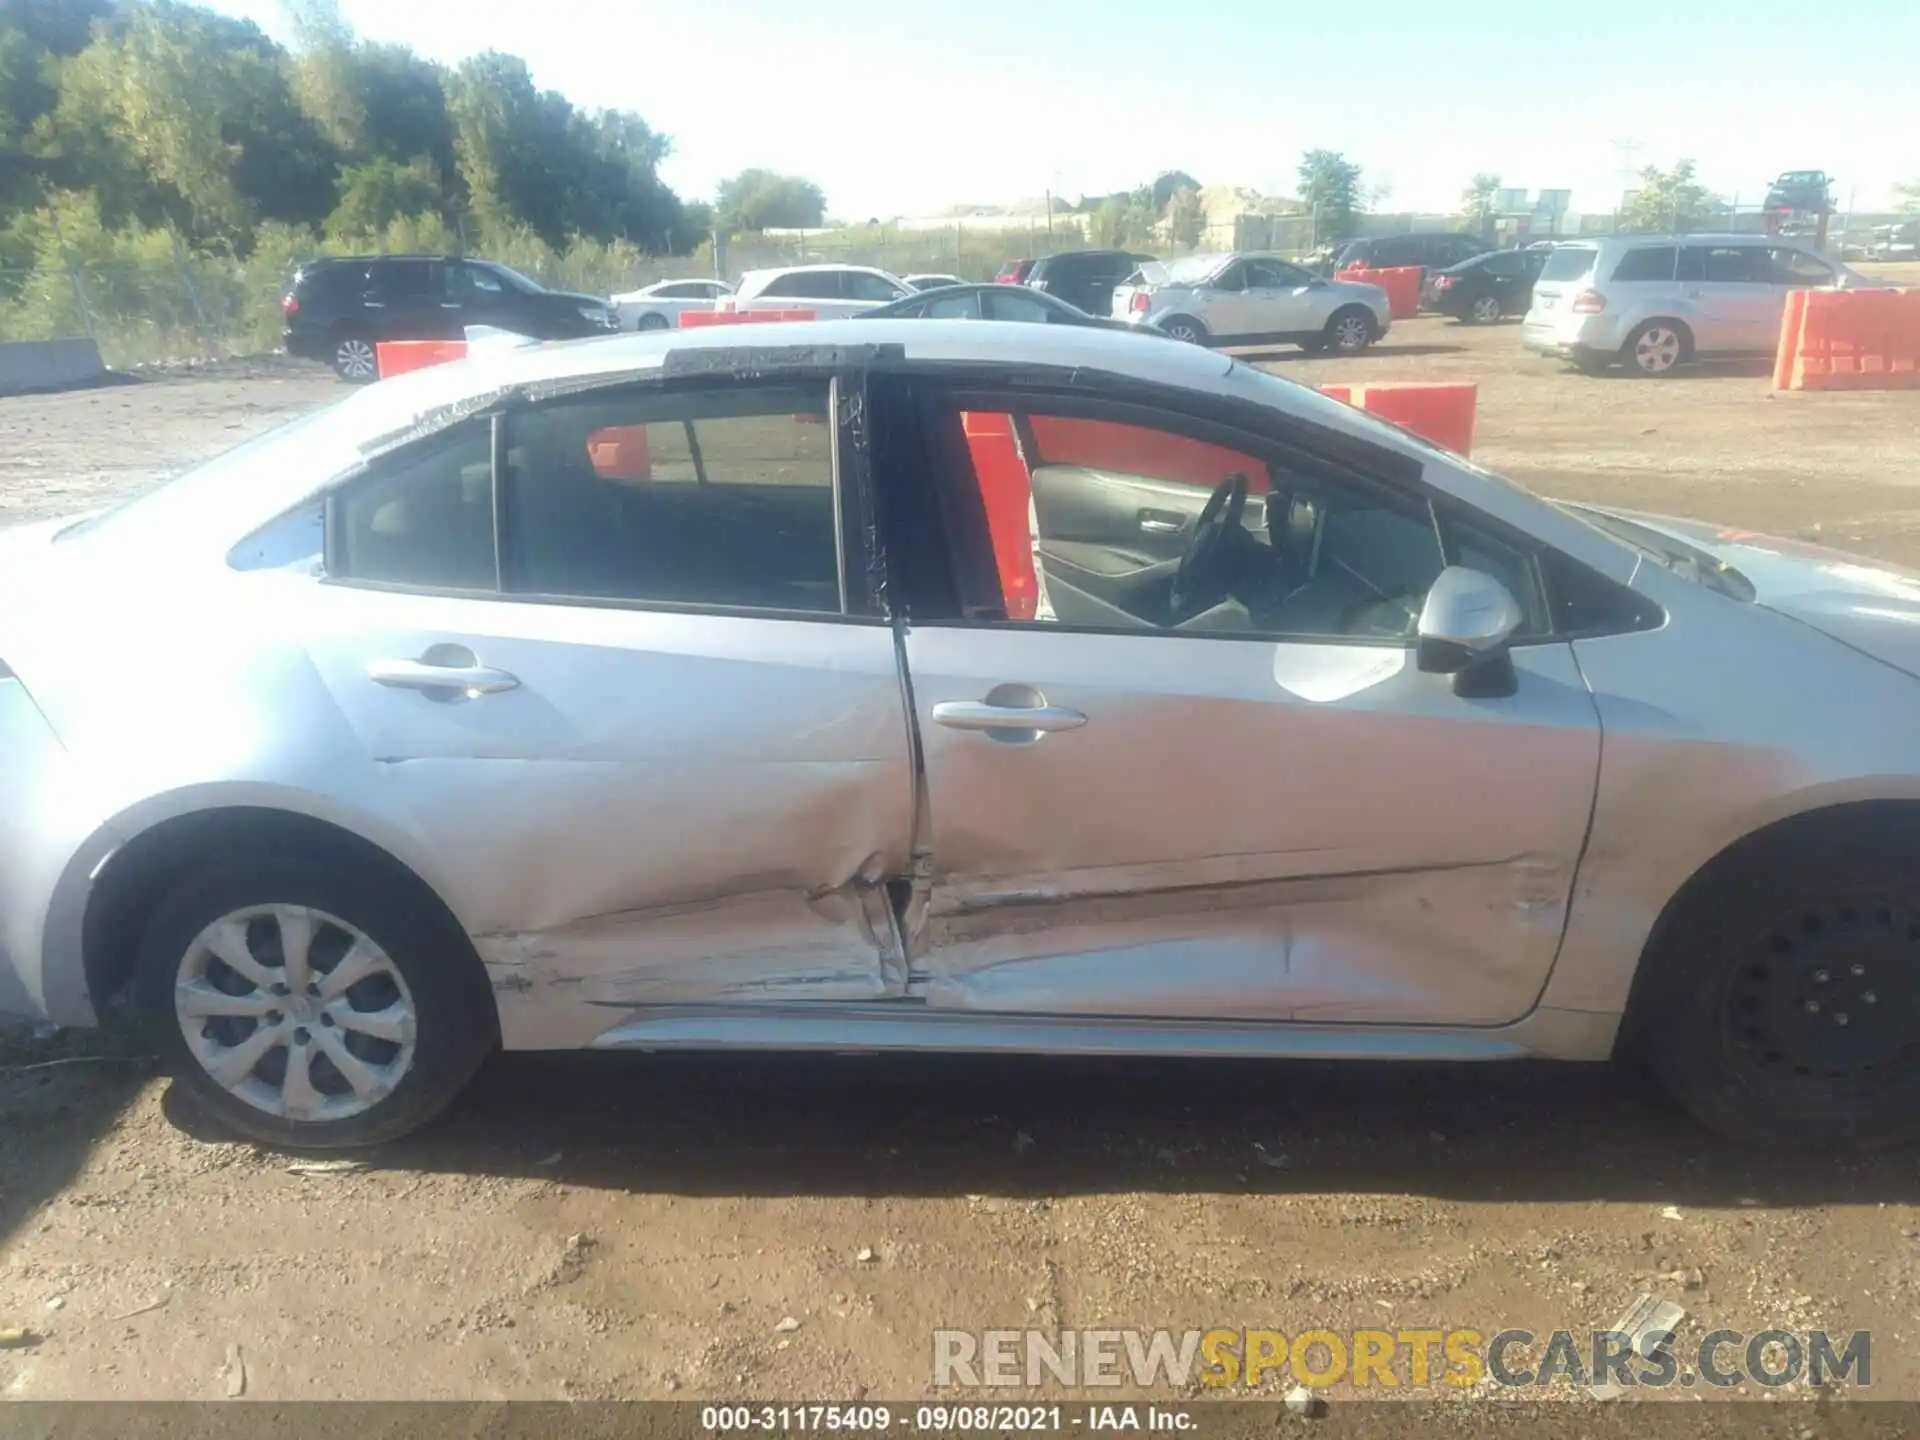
[586,425,652,482]
[1335,265,1423,320]
[680,307,819,328]
[1775,287,1920,392]
[1026,416,1271,491]
[1319,381,1477,455]
[959,412,1041,621]
[375,339,467,378]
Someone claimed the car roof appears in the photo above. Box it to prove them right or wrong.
[740,263,901,280]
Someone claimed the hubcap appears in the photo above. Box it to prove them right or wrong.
[1169,324,1199,342]
[1634,326,1682,373]
[1335,317,1370,350]
[1472,297,1501,321]
[335,339,376,379]
[174,904,417,1122]
[1724,897,1919,1093]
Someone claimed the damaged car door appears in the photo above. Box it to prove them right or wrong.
[893,391,1603,1027]
[301,375,918,1045]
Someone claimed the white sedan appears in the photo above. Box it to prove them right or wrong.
[722,264,914,319]
[610,278,733,331]
[5,320,1920,1153]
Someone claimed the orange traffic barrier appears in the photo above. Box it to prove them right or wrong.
[586,425,652,482]
[1319,381,1477,455]
[959,412,1041,621]
[1335,265,1423,320]
[1026,416,1272,491]
[680,307,819,328]
[375,339,467,378]
[1775,287,1920,392]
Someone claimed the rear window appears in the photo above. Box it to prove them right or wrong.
[1538,247,1597,283]
[1609,247,1678,283]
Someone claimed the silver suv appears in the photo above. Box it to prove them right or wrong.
[1113,252,1393,353]
[1523,234,1873,376]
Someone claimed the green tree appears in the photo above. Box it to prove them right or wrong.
[325,155,441,241]
[715,168,826,232]
[1460,172,1501,233]
[1151,169,1200,212]
[1620,159,1724,233]
[281,0,363,151]
[1297,149,1363,242]
[1167,186,1205,249]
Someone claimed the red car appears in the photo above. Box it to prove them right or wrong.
[994,259,1035,284]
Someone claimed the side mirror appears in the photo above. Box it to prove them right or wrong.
[1416,567,1523,697]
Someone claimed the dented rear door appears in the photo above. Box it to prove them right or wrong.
[302,374,918,1048]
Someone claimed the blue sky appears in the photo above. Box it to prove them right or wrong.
[206,0,1917,218]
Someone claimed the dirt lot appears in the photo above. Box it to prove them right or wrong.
[3,318,1920,1412]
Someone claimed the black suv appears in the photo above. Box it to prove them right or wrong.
[283,255,619,382]
[1023,249,1156,318]
[1324,231,1486,276]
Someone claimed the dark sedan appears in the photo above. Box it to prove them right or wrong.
[853,282,1146,331]
[1423,247,1550,324]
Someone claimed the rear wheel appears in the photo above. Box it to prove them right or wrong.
[1623,319,1690,376]
[1158,315,1208,345]
[134,852,497,1149]
[1322,306,1377,354]
[1466,294,1503,324]
[330,332,378,384]
[1634,822,1920,1152]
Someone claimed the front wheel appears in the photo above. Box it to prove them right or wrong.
[636,312,671,331]
[1323,307,1377,354]
[134,852,497,1149]
[1634,825,1920,1152]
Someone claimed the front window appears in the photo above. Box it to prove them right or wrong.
[920,401,1546,642]
[476,261,543,294]
[845,271,909,303]
[1767,246,1836,287]
[982,290,1058,323]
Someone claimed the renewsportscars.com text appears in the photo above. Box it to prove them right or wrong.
[932,1327,1870,1391]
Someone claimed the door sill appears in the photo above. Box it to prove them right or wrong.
[584,1002,1615,1062]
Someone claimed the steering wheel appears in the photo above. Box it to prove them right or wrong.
[1169,473,1249,620]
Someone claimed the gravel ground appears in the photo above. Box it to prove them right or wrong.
[2,322,1918,1411]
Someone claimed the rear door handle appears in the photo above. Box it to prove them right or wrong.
[932,701,1087,733]
[368,658,519,696]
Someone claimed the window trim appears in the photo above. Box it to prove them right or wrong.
[320,371,883,625]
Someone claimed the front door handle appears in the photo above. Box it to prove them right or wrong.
[932,701,1087,733]
[368,658,519,696]
[1139,510,1184,534]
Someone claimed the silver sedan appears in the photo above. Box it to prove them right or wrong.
[1113,252,1392,352]
[3,320,1918,1151]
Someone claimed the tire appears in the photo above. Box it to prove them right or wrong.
[1465,294,1503,325]
[637,312,671,331]
[1322,306,1377,354]
[134,851,497,1149]
[1158,315,1209,345]
[330,332,378,384]
[1632,821,1920,1152]
[1622,319,1690,377]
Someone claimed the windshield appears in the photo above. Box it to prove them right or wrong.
[1539,246,1597,282]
